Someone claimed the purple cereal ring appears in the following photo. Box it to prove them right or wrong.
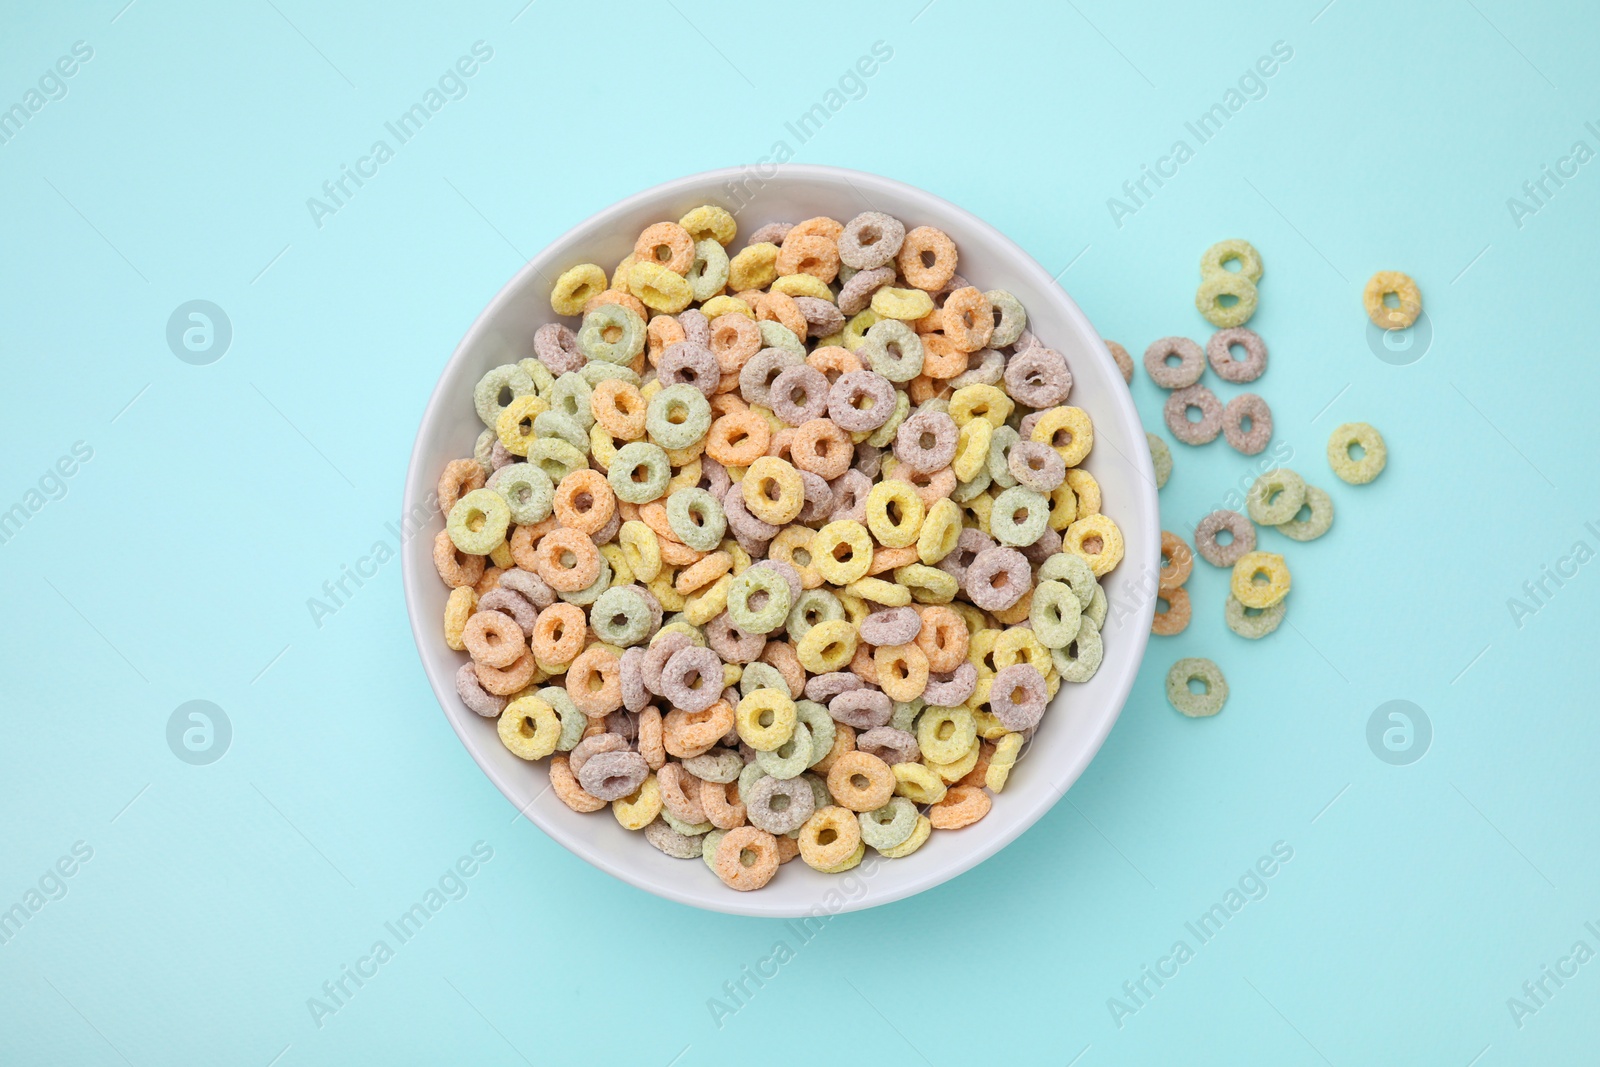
[747,222,792,245]
[1019,526,1062,566]
[1004,346,1073,408]
[796,471,833,524]
[724,482,780,540]
[620,646,650,712]
[937,527,997,586]
[990,663,1048,731]
[577,749,650,802]
[805,671,864,703]
[852,443,883,479]
[641,632,693,696]
[746,775,815,835]
[860,607,922,646]
[478,588,538,636]
[1207,326,1268,383]
[837,265,896,316]
[829,469,872,522]
[569,733,627,777]
[604,709,639,743]
[490,440,516,470]
[922,662,977,706]
[828,371,896,432]
[748,558,803,604]
[769,365,831,426]
[1017,410,1042,441]
[499,567,556,610]
[1144,337,1205,389]
[1164,384,1224,445]
[793,296,845,339]
[705,611,766,664]
[964,547,1031,611]
[829,688,892,729]
[1194,509,1256,567]
[893,410,958,474]
[1007,441,1066,493]
[661,646,725,714]
[698,455,732,498]
[838,211,906,270]
[456,662,506,718]
[950,348,1005,389]
[739,347,803,407]
[1222,393,1273,455]
[657,341,721,398]
[856,726,920,766]
[632,583,664,636]
[534,322,585,374]
[678,308,711,347]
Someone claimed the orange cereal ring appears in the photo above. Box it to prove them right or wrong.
[656,763,707,824]
[759,640,806,697]
[438,458,486,517]
[710,392,749,417]
[709,313,762,373]
[634,221,695,275]
[907,375,954,405]
[565,645,623,716]
[474,566,503,598]
[638,707,665,770]
[787,216,845,242]
[533,527,602,591]
[874,643,930,702]
[508,518,556,570]
[1159,530,1194,591]
[920,334,967,379]
[657,538,705,567]
[775,833,801,864]
[940,287,995,352]
[957,740,997,789]
[433,530,486,589]
[807,345,863,383]
[699,777,747,830]
[916,606,969,672]
[775,234,840,284]
[811,722,856,776]
[584,288,649,324]
[1152,586,1192,636]
[550,754,607,813]
[752,290,808,340]
[463,609,526,668]
[646,314,686,366]
[928,784,992,829]
[798,806,863,869]
[474,652,536,696]
[552,469,616,536]
[663,700,735,758]
[530,602,587,664]
[675,551,732,596]
[767,427,797,463]
[591,379,647,440]
[705,411,770,467]
[714,826,780,891]
[897,226,957,291]
[789,418,853,479]
[867,544,919,576]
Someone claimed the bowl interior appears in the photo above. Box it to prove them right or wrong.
[401,166,1159,917]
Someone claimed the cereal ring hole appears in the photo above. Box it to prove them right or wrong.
[1186,675,1212,695]
[1082,535,1104,555]
[739,848,759,867]
[817,828,838,846]
[1346,441,1367,461]
[1215,292,1240,309]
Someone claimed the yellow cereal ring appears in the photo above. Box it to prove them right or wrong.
[628,260,694,313]
[870,286,936,321]
[679,205,737,246]
[877,814,932,858]
[972,705,1009,739]
[846,576,912,607]
[993,628,1050,673]
[598,543,633,586]
[768,526,822,588]
[812,520,874,585]
[1047,481,1079,531]
[892,762,948,805]
[742,456,805,525]
[926,737,981,783]
[770,273,833,300]
[1231,550,1291,609]
[684,573,733,625]
[952,418,992,481]
[612,775,662,830]
[949,384,1014,428]
[1363,270,1421,330]
[895,564,958,604]
[841,309,880,352]
[699,295,752,320]
[959,492,994,535]
[836,591,871,629]
[588,425,620,470]
[816,841,866,873]
[647,566,687,611]
[865,480,925,548]
[727,243,779,291]
[611,254,639,290]
[916,498,963,565]
[1031,406,1094,466]
[665,458,702,495]
[444,586,476,650]
[495,394,549,456]
[1063,513,1125,577]
[1065,468,1100,516]
[488,541,515,570]
[798,806,863,870]
[796,619,857,673]
[986,732,1024,792]
[498,696,561,760]
[918,705,978,765]
[618,521,662,583]
[736,689,797,751]
[551,263,608,317]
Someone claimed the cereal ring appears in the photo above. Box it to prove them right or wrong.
[795,618,857,674]
[941,288,995,352]
[726,566,793,635]
[1144,337,1205,389]
[963,547,1030,611]
[790,419,853,480]
[1062,513,1124,577]
[533,528,601,592]
[1105,340,1134,384]
[663,701,734,759]
[447,488,511,557]
[989,486,1050,548]
[550,754,607,812]
[893,411,958,474]
[608,441,671,504]
[874,643,929,702]
[1030,406,1093,467]
[1166,658,1228,718]
[1231,551,1291,609]
[825,752,895,813]
[1195,272,1258,328]
[837,266,896,317]
[646,383,712,451]
[1151,586,1192,636]
[738,347,802,408]
[1222,393,1273,456]
[1275,485,1334,542]
[666,488,726,552]
[864,479,925,549]
[1007,441,1066,493]
[552,469,615,536]
[455,661,505,718]
[897,226,957,291]
[634,221,695,275]
[1028,580,1082,649]
[680,205,737,246]
[473,363,536,429]
[708,312,762,374]
[767,365,830,426]
[657,341,721,397]
[1004,346,1073,408]
[576,302,646,365]
[532,323,584,377]
[463,609,526,669]
[713,826,780,891]
[838,211,905,270]
[793,298,845,341]
[1225,593,1287,640]
[828,371,897,432]
[1200,239,1263,283]
[550,263,608,317]
[983,290,1027,349]
[576,749,649,802]
[529,602,585,665]
[859,319,925,383]
[1147,433,1172,489]
[590,585,654,647]
[775,234,840,284]
[928,785,991,830]
[811,520,874,586]
[1246,468,1306,526]
[1159,531,1194,590]
[1194,509,1256,567]
[858,795,918,849]
[661,645,725,714]
[566,645,623,716]
[498,695,562,760]
[989,664,1047,731]
[1050,616,1102,683]
[1327,422,1387,484]
[746,774,816,834]
[735,689,797,751]
[860,606,921,646]
[1363,271,1421,330]
[489,463,554,526]
[438,458,487,520]
[644,819,704,859]
[1163,384,1224,445]
[628,259,694,313]
[1207,327,1268,383]
[742,456,805,525]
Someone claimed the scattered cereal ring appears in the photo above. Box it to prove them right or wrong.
[1230,551,1291,609]
[1206,326,1268,383]
[1246,468,1306,526]
[1195,271,1258,328]
[1166,658,1228,717]
[1151,586,1191,636]
[1199,239,1263,283]
[1147,433,1172,489]
[1224,593,1287,639]
[1327,422,1387,484]
[1164,384,1223,445]
[1105,340,1134,384]
[1194,509,1255,567]
[1363,271,1421,330]
[1275,485,1334,542]
[1159,531,1194,590]
[1144,336,1205,389]
[1222,393,1273,456]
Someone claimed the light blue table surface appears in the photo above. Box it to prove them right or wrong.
[3,1,1597,1063]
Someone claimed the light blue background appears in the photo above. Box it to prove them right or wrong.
[2,0,1597,1063]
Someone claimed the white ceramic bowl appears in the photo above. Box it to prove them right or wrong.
[402,165,1158,917]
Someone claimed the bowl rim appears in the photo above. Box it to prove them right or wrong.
[401,164,1158,917]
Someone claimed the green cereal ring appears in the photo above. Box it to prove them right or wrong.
[1051,615,1103,683]
[701,829,727,871]
[548,373,595,429]
[986,425,1021,490]
[576,303,646,364]
[1247,468,1306,526]
[646,384,712,450]
[527,438,588,483]
[1039,551,1097,608]
[666,487,726,551]
[559,558,612,606]
[518,357,556,398]
[756,721,812,779]
[736,762,766,807]
[890,699,923,734]
[684,749,744,783]
[473,363,537,428]
[1327,422,1387,485]
[533,410,589,452]
[578,360,642,388]
[447,488,510,555]
[1166,657,1228,717]
[985,290,1028,348]
[660,809,714,838]
[786,588,844,643]
[1084,583,1107,630]
[989,486,1050,548]
[860,319,925,382]
[1029,580,1083,649]
[865,389,911,449]
[590,585,653,647]
[1195,272,1258,328]
[539,686,588,752]
[794,700,835,769]
[1224,593,1287,639]
[758,320,806,357]
[727,567,793,634]
[801,771,833,811]
[608,441,671,504]
[1275,485,1334,541]
[1200,239,1264,283]
[488,462,553,525]
[687,238,730,303]
[473,428,498,474]
[895,564,958,604]
[951,467,992,502]
[739,661,791,698]
[859,796,919,850]
[1147,432,1172,489]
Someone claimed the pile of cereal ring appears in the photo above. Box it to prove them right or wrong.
[432,204,1126,891]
